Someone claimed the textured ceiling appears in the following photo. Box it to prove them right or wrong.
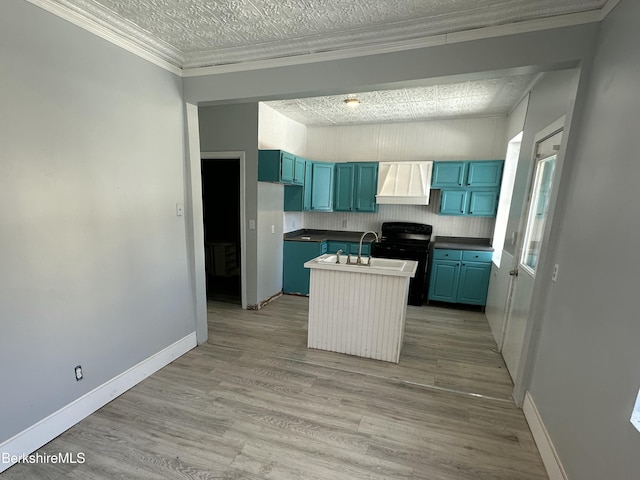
[48,0,608,69]
[264,74,538,125]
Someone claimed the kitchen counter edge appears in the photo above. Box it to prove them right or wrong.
[433,236,494,252]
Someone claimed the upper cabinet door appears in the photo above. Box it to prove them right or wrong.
[431,162,467,188]
[311,162,335,212]
[466,161,504,187]
[439,190,469,215]
[280,151,296,184]
[468,191,499,216]
[334,163,355,211]
[293,157,306,185]
[354,163,379,212]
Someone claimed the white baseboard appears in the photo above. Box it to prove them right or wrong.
[0,332,197,474]
[523,391,568,480]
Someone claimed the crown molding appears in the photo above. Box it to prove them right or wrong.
[25,0,618,78]
[183,9,603,78]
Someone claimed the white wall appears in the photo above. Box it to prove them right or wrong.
[258,103,307,154]
[257,182,284,302]
[0,0,193,444]
[302,116,507,238]
[529,2,640,478]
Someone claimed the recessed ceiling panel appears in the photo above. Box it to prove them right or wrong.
[263,74,538,125]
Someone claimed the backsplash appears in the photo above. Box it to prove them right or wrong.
[284,191,496,240]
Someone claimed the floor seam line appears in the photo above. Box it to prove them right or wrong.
[205,341,515,406]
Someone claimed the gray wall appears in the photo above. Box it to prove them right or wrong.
[503,69,580,258]
[198,103,259,305]
[0,0,194,442]
[184,23,597,104]
[529,1,640,478]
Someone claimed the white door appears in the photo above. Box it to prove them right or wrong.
[502,123,563,381]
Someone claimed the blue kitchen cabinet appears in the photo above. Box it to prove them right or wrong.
[439,190,469,215]
[259,150,305,185]
[283,240,327,295]
[354,163,379,212]
[468,191,499,216]
[428,259,460,302]
[467,161,503,187]
[433,160,503,217]
[457,261,492,305]
[284,158,309,212]
[431,162,467,188]
[440,190,498,216]
[327,241,349,253]
[311,162,335,211]
[293,156,306,185]
[284,160,334,212]
[334,162,378,213]
[428,248,492,306]
[334,164,356,211]
[326,241,370,256]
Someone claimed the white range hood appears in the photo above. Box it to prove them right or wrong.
[376,161,433,205]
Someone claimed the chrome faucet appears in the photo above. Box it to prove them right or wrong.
[335,249,343,264]
[357,231,379,265]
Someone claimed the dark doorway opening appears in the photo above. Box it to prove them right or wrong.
[201,158,241,304]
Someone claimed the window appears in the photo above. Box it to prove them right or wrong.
[520,154,556,274]
[491,131,522,267]
[632,387,640,433]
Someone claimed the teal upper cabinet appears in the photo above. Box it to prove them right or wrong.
[466,161,503,187]
[432,160,503,217]
[284,160,335,212]
[439,190,469,215]
[310,162,335,212]
[334,162,378,213]
[258,150,305,185]
[354,163,379,212]
[432,160,503,188]
[334,164,356,211]
[440,190,499,216]
[431,162,467,188]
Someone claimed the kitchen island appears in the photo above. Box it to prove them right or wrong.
[304,253,417,363]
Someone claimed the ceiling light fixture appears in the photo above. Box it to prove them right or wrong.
[343,98,360,107]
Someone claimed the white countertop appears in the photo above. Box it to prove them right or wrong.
[304,253,417,278]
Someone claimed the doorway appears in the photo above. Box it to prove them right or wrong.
[502,118,565,383]
[201,158,241,304]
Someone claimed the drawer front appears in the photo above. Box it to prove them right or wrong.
[432,249,462,261]
[461,250,493,263]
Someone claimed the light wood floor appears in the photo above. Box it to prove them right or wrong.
[4,295,548,479]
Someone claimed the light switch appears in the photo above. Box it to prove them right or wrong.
[176,202,184,216]
[271,224,275,234]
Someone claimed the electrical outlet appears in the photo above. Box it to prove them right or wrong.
[552,263,559,282]
[74,365,83,381]
[249,219,256,230]
[342,219,348,228]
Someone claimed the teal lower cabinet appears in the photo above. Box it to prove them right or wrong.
[326,241,370,256]
[283,241,327,295]
[428,249,492,306]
